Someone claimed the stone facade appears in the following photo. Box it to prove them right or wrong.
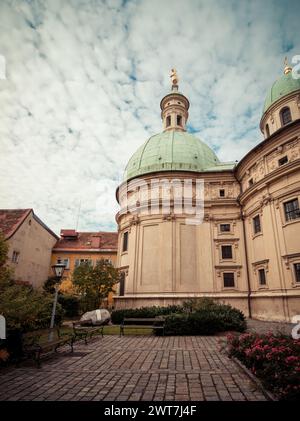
[114,67,300,322]
[1,209,58,289]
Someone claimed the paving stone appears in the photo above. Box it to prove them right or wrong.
[0,335,268,401]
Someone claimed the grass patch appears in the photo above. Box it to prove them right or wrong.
[61,324,153,336]
[103,325,153,335]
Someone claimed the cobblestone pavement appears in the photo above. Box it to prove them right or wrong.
[0,336,268,401]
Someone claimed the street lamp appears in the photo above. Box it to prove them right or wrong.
[49,264,65,341]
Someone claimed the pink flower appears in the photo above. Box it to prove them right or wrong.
[285,356,298,364]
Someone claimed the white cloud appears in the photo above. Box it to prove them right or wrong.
[0,0,299,233]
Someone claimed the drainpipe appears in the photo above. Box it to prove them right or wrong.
[241,211,252,319]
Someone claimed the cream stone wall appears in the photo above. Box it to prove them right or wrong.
[7,211,58,289]
[236,120,300,321]
[115,171,250,315]
[115,119,300,321]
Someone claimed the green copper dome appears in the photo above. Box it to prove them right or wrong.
[124,130,226,181]
[263,70,300,114]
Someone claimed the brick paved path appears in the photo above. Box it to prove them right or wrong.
[0,336,267,401]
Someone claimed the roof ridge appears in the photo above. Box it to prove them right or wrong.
[171,130,175,169]
[137,133,156,171]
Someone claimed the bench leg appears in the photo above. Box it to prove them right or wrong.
[35,350,41,369]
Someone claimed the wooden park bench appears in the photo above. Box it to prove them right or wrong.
[22,327,74,368]
[120,317,165,336]
[72,320,104,345]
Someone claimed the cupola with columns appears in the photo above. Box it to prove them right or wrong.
[160,69,190,131]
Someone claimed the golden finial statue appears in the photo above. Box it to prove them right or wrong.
[284,57,292,75]
[170,68,178,86]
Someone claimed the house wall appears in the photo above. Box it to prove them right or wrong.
[7,211,57,289]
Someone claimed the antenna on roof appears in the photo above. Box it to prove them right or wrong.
[75,199,81,231]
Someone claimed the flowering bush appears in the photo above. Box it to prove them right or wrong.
[227,332,300,400]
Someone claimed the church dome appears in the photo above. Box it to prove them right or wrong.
[122,70,235,182]
[263,67,300,114]
[124,130,220,181]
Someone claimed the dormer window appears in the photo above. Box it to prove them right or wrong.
[177,115,182,126]
[166,115,171,127]
[280,107,292,126]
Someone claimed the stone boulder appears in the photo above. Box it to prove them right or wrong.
[80,309,111,326]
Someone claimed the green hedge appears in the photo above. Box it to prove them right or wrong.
[58,294,80,318]
[162,306,246,336]
[111,299,246,335]
[111,305,182,324]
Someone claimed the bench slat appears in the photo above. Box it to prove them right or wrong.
[120,317,165,336]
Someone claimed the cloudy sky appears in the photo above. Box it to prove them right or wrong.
[0,0,299,234]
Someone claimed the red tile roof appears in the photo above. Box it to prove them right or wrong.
[53,230,118,251]
[0,209,32,239]
[0,209,59,240]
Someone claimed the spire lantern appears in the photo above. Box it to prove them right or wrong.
[160,69,190,132]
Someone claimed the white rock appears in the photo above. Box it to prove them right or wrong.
[80,309,111,325]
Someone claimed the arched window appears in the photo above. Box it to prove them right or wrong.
[265,124,270,137]
[280,107,292,126]
[177,115,182,126]
[166,115,171,127]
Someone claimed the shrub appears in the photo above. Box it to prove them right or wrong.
[111,300,246,335]
[182,297,217,313]
[0,283,64,332]
[227,332,300,401]
[58,294,80,318]
[111,305,182,324]
[162,306,246,336]
[161,299,246,335]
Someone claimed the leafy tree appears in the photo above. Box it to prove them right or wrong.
[0,233,63,332]
[73,259,120,311]
[0,284,63,331]
[43,276,60,294]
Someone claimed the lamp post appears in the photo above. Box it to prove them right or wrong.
[49,264,65,341]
